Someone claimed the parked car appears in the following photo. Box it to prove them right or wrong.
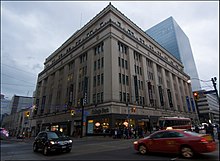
[133,129,216,158]
[17,134,25,139]
[33,131,72,155]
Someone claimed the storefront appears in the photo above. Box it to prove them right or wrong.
[86,114,156,136]
[41,121,71,136]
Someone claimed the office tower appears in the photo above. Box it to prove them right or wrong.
[146,16,201,91]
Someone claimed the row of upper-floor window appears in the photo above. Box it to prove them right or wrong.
[93,92,104,104]
[94,42,104,55]
[94,57,104,70]
[119,91,145,105]
[118,57,128,69]
[93,74,104,87]
[134,65,142,75]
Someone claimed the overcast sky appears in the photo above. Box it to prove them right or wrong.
[1,1,219,100]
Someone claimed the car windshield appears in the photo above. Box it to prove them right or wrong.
[54,131,66,137]
[47,132,59,139]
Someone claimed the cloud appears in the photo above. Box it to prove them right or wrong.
[1,1,219,99]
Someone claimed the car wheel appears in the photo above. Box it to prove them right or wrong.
[139,144,147,155]
[180,146,194,158]
[66,149,71,153]
[43,146,49,156]
[33,143,38,152]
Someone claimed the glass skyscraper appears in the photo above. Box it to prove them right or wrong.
[146,16,201,91]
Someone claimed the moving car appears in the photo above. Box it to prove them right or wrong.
[33,131,72,155]
[133,129,216,158]
[0,128,9,140]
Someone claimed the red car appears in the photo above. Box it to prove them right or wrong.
[133,129,216,158]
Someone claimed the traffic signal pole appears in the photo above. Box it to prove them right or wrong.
[211,77,219,103]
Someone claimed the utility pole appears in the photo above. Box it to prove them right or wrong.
[211,77,219,102]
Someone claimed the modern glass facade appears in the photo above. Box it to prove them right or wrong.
[146,17,201,91]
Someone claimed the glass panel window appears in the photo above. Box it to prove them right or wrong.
[119,73,121,84]
[126,75,129,86]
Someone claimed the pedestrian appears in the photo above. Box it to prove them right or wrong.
[195,125,199,133]
[207,123,215,141]
[114,129,117,139]
[217,125,220,140]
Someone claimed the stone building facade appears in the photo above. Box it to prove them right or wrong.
[32,3,198,136]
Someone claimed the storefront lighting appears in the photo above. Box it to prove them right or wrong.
[95,122,100,127]
[123,121,128,127]
[88,120,94,123]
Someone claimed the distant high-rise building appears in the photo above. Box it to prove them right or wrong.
[146,16,201,91]
[196,90,219,124]
[10,95,34,114]
[0,94,11,122]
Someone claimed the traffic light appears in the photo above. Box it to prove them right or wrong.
[26,111,30,117]
[70,110,75,116]
[193,92,199,101]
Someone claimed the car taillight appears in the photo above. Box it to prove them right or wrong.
[200,138,208,143]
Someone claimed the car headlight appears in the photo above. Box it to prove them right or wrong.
[133,141,138,144]
[69,140,72,143]
[50,141,55,144]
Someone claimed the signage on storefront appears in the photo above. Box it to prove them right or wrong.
[91,108,109,115]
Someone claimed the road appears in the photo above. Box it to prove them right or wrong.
[1,137,219,161]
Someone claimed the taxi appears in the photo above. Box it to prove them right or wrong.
[133,129,216,158]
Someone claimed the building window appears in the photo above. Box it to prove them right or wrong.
[118,41,127,54]
[127,93,130,103]
[93,94,96,104]
[101,73,104,85]
[94,42,104,55]
[97,75,100,86]
[141,81,143,90]
[101,92,103,103]
[122,74,125,85]
[126,75,129,86]
[94,61,96,71]
[125,60,128,69]
[123,92,126,102]
[119,73,121,84]
[93,76,96,87]
[98,59,100,69]
[122,59,124,68]
[97,93,100,103]
[119,92,122,102]
[118,57,121,66]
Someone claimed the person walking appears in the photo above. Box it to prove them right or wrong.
[207,123,215,141]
